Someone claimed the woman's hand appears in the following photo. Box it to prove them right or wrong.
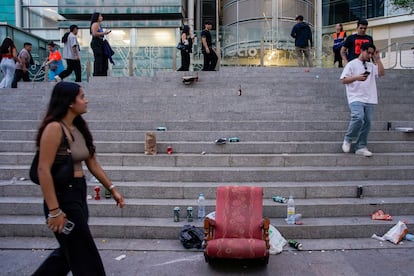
[111,189,125,208]
[47,210,66,233]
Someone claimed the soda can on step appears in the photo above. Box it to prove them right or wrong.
[272,195,287,203]
[173,207,180,222]
[357,185,363,198]
[187,207,193,222]
[288,239,303,250]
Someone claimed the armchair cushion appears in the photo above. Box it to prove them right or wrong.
[206,238,267,258]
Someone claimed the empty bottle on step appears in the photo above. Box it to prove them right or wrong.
[197,193,206,221]
[405,233,413,241]
[286,195,295,225]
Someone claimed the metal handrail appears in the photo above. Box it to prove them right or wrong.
[400,42,414,69]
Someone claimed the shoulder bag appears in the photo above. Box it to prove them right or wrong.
[29,125,74,185]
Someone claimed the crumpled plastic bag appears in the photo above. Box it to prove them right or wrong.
[382,220,408,244]
[268,224,287,254]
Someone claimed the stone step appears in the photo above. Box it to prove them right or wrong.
[2,237,414,252]
[1,119,411,132]
[2,164,414,182]
[2,152,414,168]
[1,196,413,218]
[0,214,412,239]
[1,140,413,154]
[0,129,413,142]
[2,180,414,199]
[1,128,413,144]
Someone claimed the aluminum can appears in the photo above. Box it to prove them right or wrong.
[156,126,167,131]
[357,185,363,198]
[173,207,180,222]
[167,146,173,155]
[288,239,303,250]
[105,188,111,199]
[272,195,287,203]
[187,207,193,222]
[229,137,240,142]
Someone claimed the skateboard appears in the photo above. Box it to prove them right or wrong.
[182,74,199,85]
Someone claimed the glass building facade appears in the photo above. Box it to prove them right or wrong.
[322,0,385,26]
[1,0,413,77]
[221,0,315,66]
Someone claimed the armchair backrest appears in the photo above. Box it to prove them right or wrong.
[214,186,263,240]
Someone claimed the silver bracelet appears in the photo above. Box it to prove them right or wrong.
[108,184,116,190]
[48,209,63,218]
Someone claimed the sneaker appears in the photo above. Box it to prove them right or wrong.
[214,138,227,145]
[355,148,373,157]
[54,75,62,82]
[342,140,351,153]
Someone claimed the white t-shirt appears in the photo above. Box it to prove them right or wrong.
[63,32,79,60]
[340,58,379,104]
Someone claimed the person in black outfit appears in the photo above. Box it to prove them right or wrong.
[32,82,125,275]
[201,21,218,71]
[290,15,313,67]
[177,25,194,71]
[341,18,373,65]
[90,12,111,76]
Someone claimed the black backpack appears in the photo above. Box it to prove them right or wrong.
[179,225,204,249]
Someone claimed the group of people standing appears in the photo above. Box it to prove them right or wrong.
[177,20,218,71]
[0,39,34,88]
[0,12,111,87]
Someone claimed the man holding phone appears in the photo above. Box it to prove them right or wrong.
[340,42,384,157]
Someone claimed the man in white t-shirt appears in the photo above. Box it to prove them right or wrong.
[55,25,81,82]
[340,42,384,157]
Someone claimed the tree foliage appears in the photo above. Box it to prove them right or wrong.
[391,0,414,11]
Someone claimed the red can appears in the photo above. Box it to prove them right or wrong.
[167,146,173,155]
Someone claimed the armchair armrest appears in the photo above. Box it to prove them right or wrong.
[203,217,215,244]
[262,217,270,250]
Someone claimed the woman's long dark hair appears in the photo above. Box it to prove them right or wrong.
[90,12,100,34]
[0,37,15,54]
[36,82,95,156]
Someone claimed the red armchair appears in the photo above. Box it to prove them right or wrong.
[203,186,270,264]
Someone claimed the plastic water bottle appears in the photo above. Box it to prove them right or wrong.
[405,233,414,241]
[197,193,206,221]
[286,195,295,225]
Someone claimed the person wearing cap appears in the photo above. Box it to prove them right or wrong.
[290,15,313,67]
[201,20,218,71]
[55,25,81,82]
[341,18,373,64]
[45,41,64,81]
[177,25,194,71]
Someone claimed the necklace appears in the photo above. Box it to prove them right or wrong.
[61,120,75,131]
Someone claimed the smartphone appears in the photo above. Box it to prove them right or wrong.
[62,219,75,235]
[363,71,370,76]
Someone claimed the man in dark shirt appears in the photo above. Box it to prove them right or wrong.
[201,20,218,71]
[12,42,33,88]
[290,15,313,67]
[341,18,373,64]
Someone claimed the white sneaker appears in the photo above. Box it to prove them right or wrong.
[342,140,351,153]
[355,148,373,157]
[54,75,62,82]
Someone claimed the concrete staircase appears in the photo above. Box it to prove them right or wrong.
[1,67,414,247]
